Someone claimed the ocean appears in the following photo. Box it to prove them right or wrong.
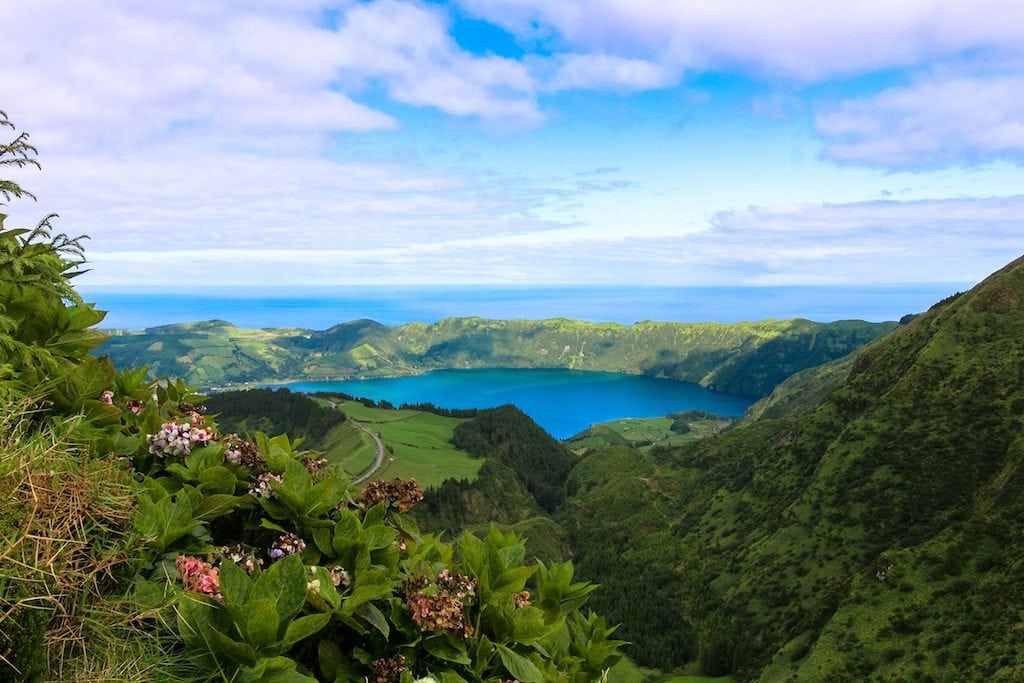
[82,283,968,330]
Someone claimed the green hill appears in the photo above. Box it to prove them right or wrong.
[97,316,897,397]
[560,254,1024,679]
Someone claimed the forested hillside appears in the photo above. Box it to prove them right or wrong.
[561,254,1024,679]
[97,316,897,397]
[203,387,346,450]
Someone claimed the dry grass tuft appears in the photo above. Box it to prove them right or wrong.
[0,398,157,680]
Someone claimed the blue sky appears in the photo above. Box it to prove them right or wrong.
[2,0,1023,286]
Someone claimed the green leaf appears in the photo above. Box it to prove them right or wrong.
[511,607,561,644]
[312,527,334,556]
[317,640,344,681]
[198,465,237,494]
[458,533,488,589]
[303,477,349,517]
[219,558,252,610]
[239,656,317,682]
[341,583,393,614]
[496,644,545,683]
[423,633,472,665]
[362,501,387,527]
[260,518,290,533]
[193,493,253,521]
[282,613,331,648]
[251,555,307,623]
[491,565,536,596]
[364,525,397,551]
[211,629,258,668]
[361,602,390,640]
[135,491,196,552]
[244,598,281,649]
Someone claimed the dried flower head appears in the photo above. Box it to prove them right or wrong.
[218,544,263,574]
[404,571,476,639]
[370,655,407,683]
[302,454,330,477]
[248,471,283,497]
[224,434,263,469]
[361,478,424,512]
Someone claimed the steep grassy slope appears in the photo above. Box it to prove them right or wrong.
[561,255,1024,680]
[97,317,896,397]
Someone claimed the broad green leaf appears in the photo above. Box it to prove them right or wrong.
[260,518,290,533]
[136,491,196,552]
[317,640,343,681]
[211,629,258,668]
[341,583,393,614]
[511,607,561,644]
[251,555,307,622]
[458,533,488,589]
[198,465,237,494]
[423,633,472,665]
[244,598,281,649]
[364,525,397,551]
[496,644,545,683]
[219,560,252,611]
[361,602,390,640]
[303,477,348,517]
[362,501,387,528]
[491,565,536,596]
[283,613,331,648]
[193,493,253,521]
[239,655,318,682]
[311,527,334,556]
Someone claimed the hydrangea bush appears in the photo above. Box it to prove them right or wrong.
[100,378,625,682]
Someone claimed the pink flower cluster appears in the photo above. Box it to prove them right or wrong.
[176,555,221,598]
[147,421,211,457]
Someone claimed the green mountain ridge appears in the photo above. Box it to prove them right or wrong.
[97,316,898,398]
[561,253,1024,679]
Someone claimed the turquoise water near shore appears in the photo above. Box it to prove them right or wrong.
[280,368,757,440]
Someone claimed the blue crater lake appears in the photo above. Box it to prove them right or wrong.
[280,368,757,440]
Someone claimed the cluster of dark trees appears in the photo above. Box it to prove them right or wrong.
[204,388,345,449]
[452,405,576,513]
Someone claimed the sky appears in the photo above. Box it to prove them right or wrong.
[2,0,1023,287]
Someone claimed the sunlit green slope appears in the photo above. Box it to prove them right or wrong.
[561,255,1024,679]
[97,316,896,397]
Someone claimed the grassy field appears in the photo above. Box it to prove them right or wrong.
[330,400,482,488]
[567,415,734,452]
[320,421,378,476]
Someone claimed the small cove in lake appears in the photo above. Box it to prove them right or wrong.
[280,368,757,440]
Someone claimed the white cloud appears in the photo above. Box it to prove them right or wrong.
[815,73,1024,168]
[544,54,674,92]
[458,0,1024,81]
[0,0,542,156]
[71,195,1024,286]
